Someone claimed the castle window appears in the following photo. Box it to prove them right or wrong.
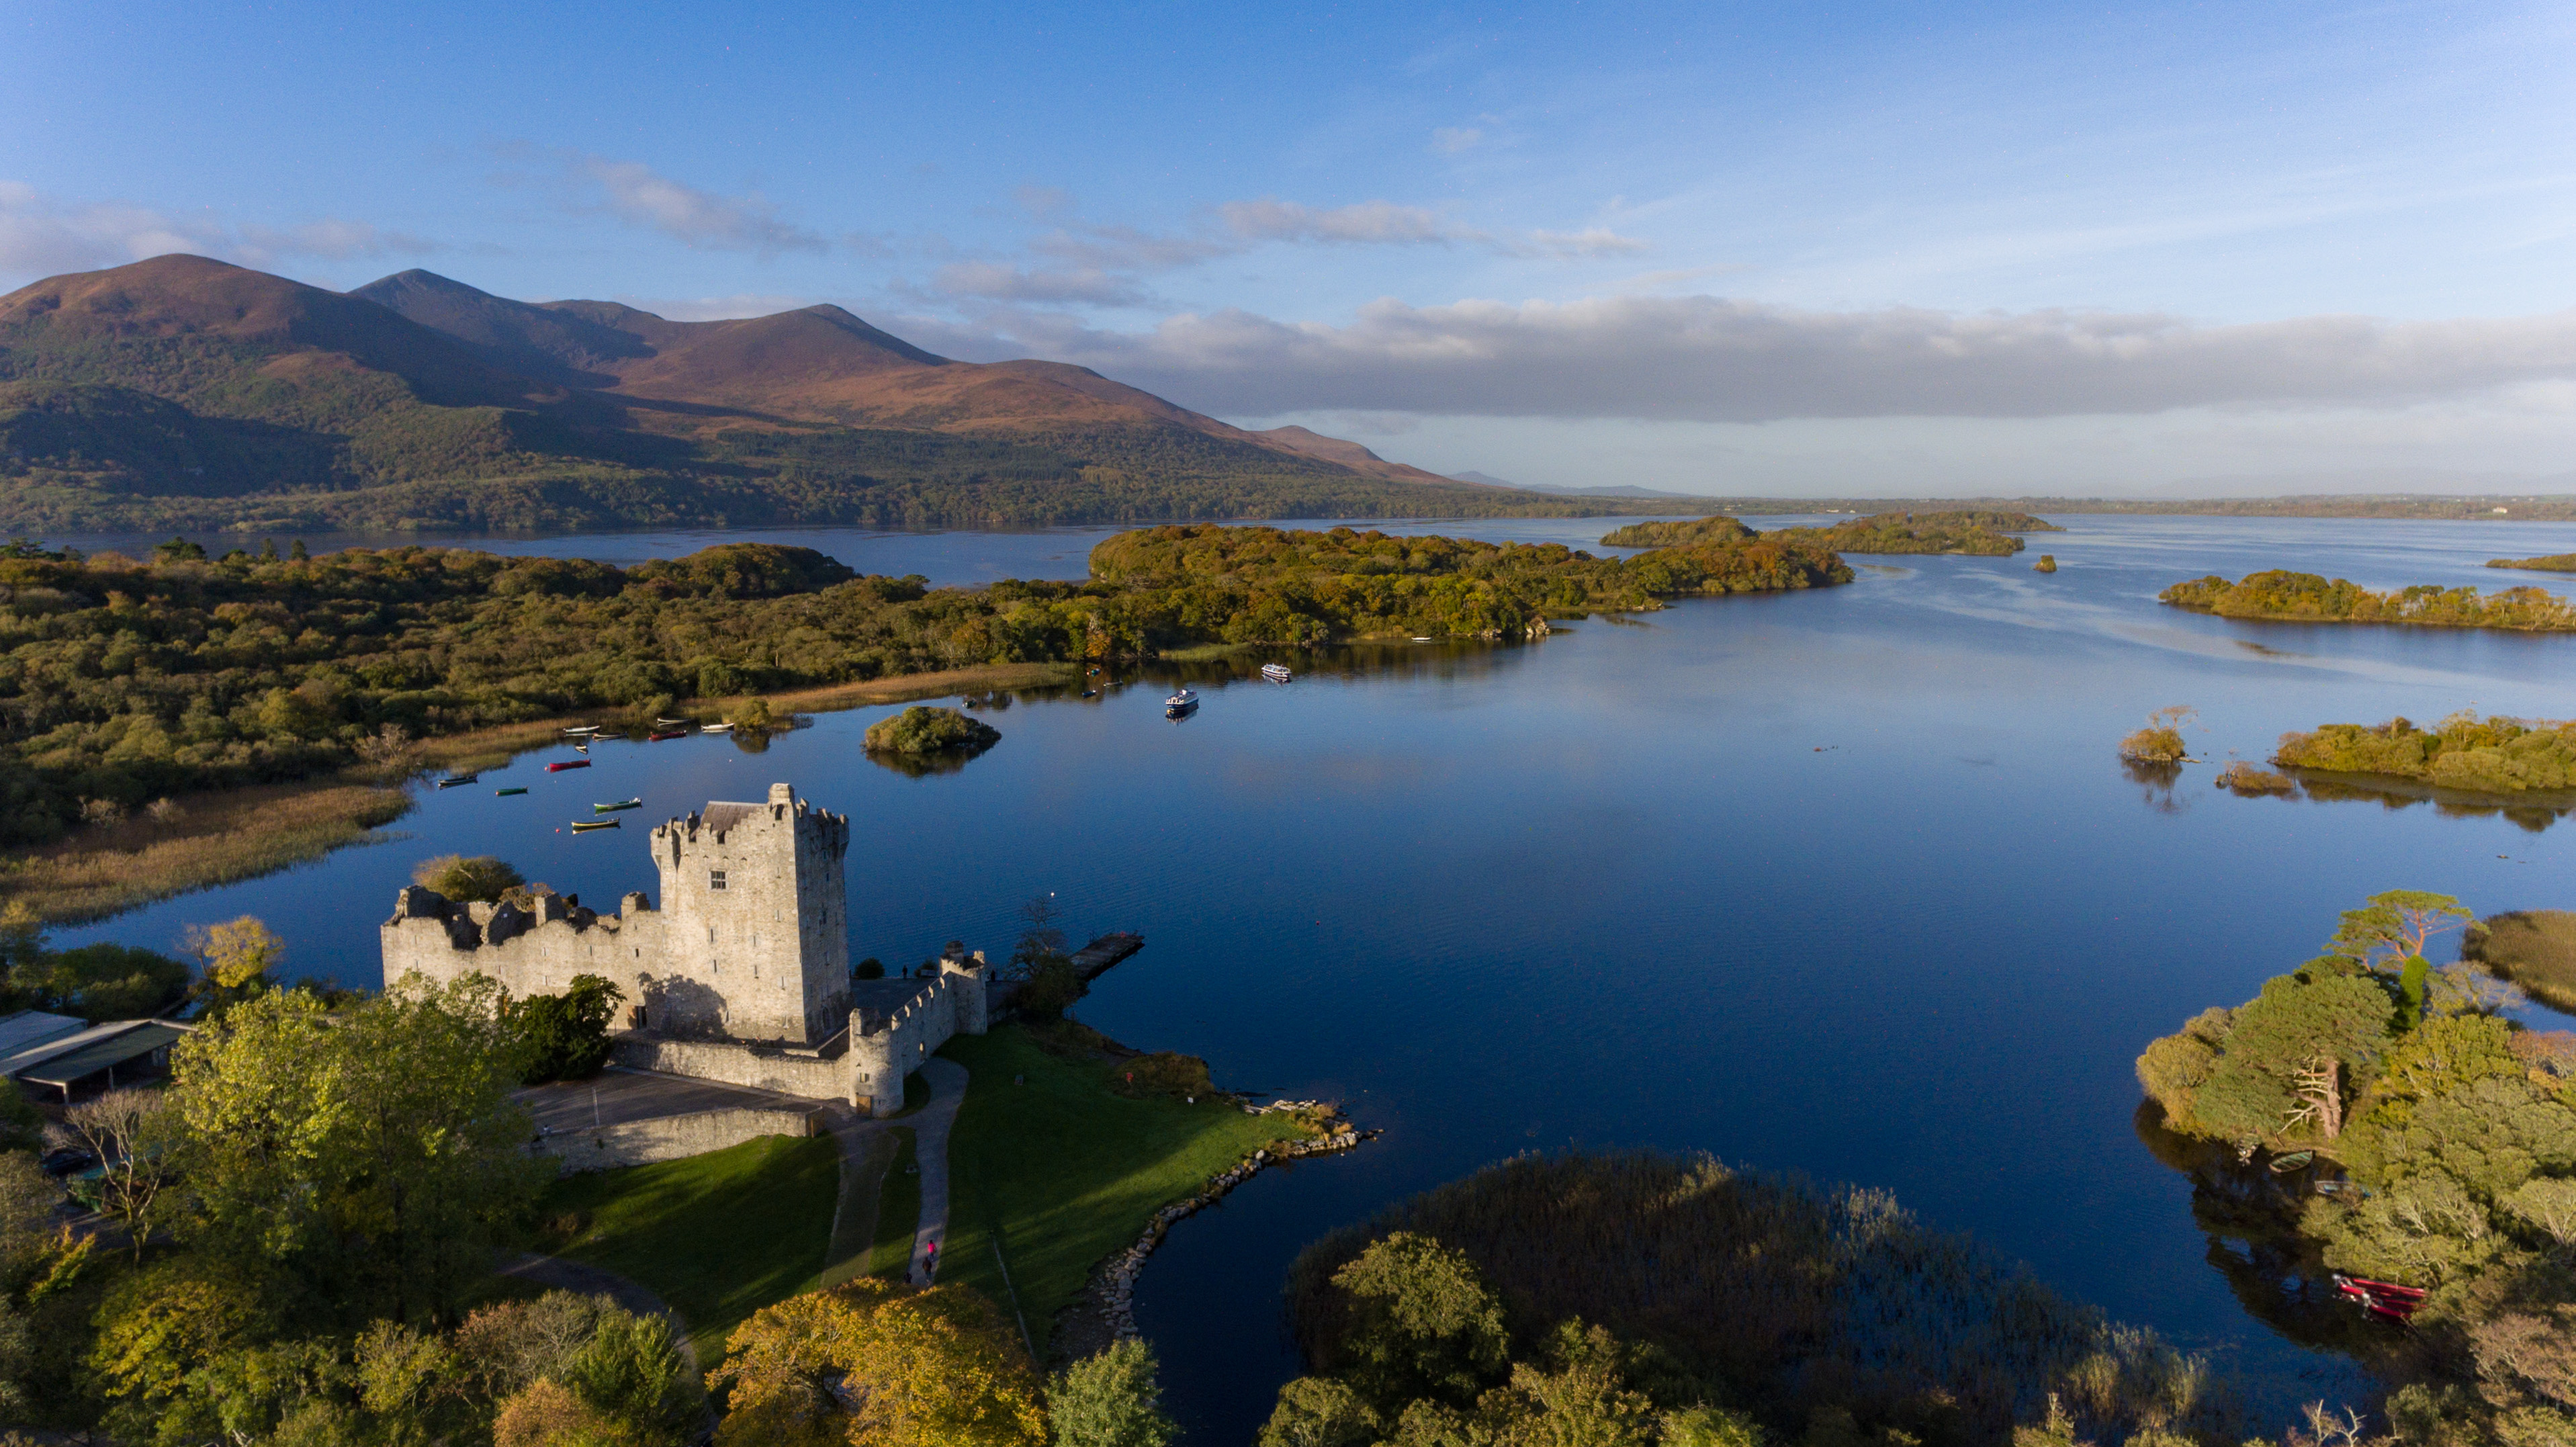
[709,869,727,891]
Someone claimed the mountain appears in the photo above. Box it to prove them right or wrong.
[0,257,1668,534]
[1459,470,1709,501]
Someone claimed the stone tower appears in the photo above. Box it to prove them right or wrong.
[647,782,851,1044]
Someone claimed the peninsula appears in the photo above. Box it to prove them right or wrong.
[2160,570,2576,629]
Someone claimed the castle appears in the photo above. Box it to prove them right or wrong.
[381,782,984,1116]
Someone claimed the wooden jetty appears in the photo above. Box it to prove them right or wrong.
[1069,932,1145,983]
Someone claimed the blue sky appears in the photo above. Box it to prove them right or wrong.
[7,1,2575,494]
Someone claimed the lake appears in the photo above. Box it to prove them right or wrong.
[51,513,2576,1441]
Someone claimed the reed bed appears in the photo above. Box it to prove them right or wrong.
[0,780,409,922]
[1286,1151,2235,1444]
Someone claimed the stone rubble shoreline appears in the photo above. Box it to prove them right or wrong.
[1072,1100,1374,1350]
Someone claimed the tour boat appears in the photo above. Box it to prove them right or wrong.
[569,819,621,833]
[494,787,528,797]
[1165,687,1198,718]
[647,729,688,742]
[435,774,478,789]
[701,722,733,734]
[545,759,590,773]
[1261,662,1292,683]
[594,798,642,812]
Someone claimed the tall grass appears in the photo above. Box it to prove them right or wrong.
[2463,910,2576,1012]
[0,780,408,922]
[1286,1151,2236,1444]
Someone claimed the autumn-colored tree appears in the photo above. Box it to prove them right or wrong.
[169,976,545,1327]
[185,915,284,994]
[63,1088,179,1260]
[707,1279,1043,1447]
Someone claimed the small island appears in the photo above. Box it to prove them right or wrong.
[2134,890,2576,1446]
[2272,711,2576,792]
[1601,509,2058,557]
[2486,552,2576,573]
[2160,570,2576,630]
[862,704,1002,775]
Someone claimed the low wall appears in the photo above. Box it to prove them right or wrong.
[611,1035,849,1100]
[538,1105,824,1173]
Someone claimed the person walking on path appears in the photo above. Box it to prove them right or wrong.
[920,1237,938,1284]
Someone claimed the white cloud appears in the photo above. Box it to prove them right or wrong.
[1523,227,1650,258]
[1431,126,1485,155]
[489,146,826,255]
[0,183,437,279]
[932,261,1153,308]
[606,292,820,322]
[948,293,2576,423]
[1218,198,1459,245]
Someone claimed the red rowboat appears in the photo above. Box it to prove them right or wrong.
[647,730,687,742]
[2333,1273,2424,1322]
[545,759,590,772]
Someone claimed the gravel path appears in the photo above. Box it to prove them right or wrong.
[907,1058,969,1285]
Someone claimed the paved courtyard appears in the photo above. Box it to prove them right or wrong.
[515,1067,819,1135]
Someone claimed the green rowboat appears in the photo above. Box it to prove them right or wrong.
[494,787,528,797]
[593,798,642,812]
[570,818,621,832]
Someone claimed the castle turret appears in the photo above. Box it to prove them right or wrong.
[938,942,991,1036]
[648,782,851,1044]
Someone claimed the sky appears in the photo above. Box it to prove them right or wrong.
[5,0,2576,496]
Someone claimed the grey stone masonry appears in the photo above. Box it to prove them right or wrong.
[381,781,987,1117]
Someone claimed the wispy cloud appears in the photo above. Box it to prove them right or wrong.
[938,294,2576,423]
[495,146,828,255]
[1218,198,1456,246]
[932,261,1155,308]
[0,181,439,278]
[1523,227,1650,258]
[1431,126,1485,155]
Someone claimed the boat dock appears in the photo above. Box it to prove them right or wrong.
[1070,931,1145,983]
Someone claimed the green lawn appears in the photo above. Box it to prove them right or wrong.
[541,1134,840,1363]
[867,1127,921,1279]
[939,1024,1320,1360]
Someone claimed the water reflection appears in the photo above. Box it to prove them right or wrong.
[2258,770,2569,833]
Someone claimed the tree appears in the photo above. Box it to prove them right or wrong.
[184,915,285,1009]
[565,1308,699,1442]
[1324,1233,1511,1410]
[2191,973,2395,1147]
[1257,1377,1381,1447]
[63,1088,179,1260]
[515,976,625,1084]
[413,855,526,904]
[2327,889,2473,976]
[170,976,547,1327]
[1049,1339,1178,1447]
[709,1278,1044,1447]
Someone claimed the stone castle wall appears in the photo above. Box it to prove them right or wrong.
[537,1104,825,1174]
[380,780,984,1118]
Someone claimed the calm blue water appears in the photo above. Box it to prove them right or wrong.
[50,515,2576,1442]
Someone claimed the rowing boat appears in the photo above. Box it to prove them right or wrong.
[701,723,733,734]
[594,798,641,812]
[570,819,621,832]
[435,774,478,789]
[545,759,590,772]
[495,787,528,797]
[647,730,687,742]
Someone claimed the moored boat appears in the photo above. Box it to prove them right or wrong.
[435,774,479,789]
[561,725,598,736]
[1165,687,1198,718]
[701,723,733,734]
[495,787,528,797]
[647,729,688,742]
[1261,662,1292,683]
[545,759,590,773]
[594,798,641,812]
[569,818,621,832]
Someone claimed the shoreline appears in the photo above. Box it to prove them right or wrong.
[0,660,1079,926]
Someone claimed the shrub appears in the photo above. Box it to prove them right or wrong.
[513,976,625,1085]
[863,705,1002,758]
[2119,707,2194,764]
[1108,1052,1213,1102]
[2214,762,2295,795]
[1048,1338,1178,1447]
[413,854,525,904]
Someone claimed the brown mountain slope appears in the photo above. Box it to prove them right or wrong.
[352,269,1423,469]
[1,254,558,412]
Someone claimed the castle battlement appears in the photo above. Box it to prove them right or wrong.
[380,780,984,1117]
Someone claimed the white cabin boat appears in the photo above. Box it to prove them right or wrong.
[1261,663,1292,683]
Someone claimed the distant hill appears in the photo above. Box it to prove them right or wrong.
[1459,470,1708,501]
[0,257,1669,534]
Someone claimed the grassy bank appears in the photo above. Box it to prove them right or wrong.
[867,1127,922,1278]
[2463,909,2576,1011]
[0,777,409,922]
[939,1022,1323,1360]
[539,1133,840,1362]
